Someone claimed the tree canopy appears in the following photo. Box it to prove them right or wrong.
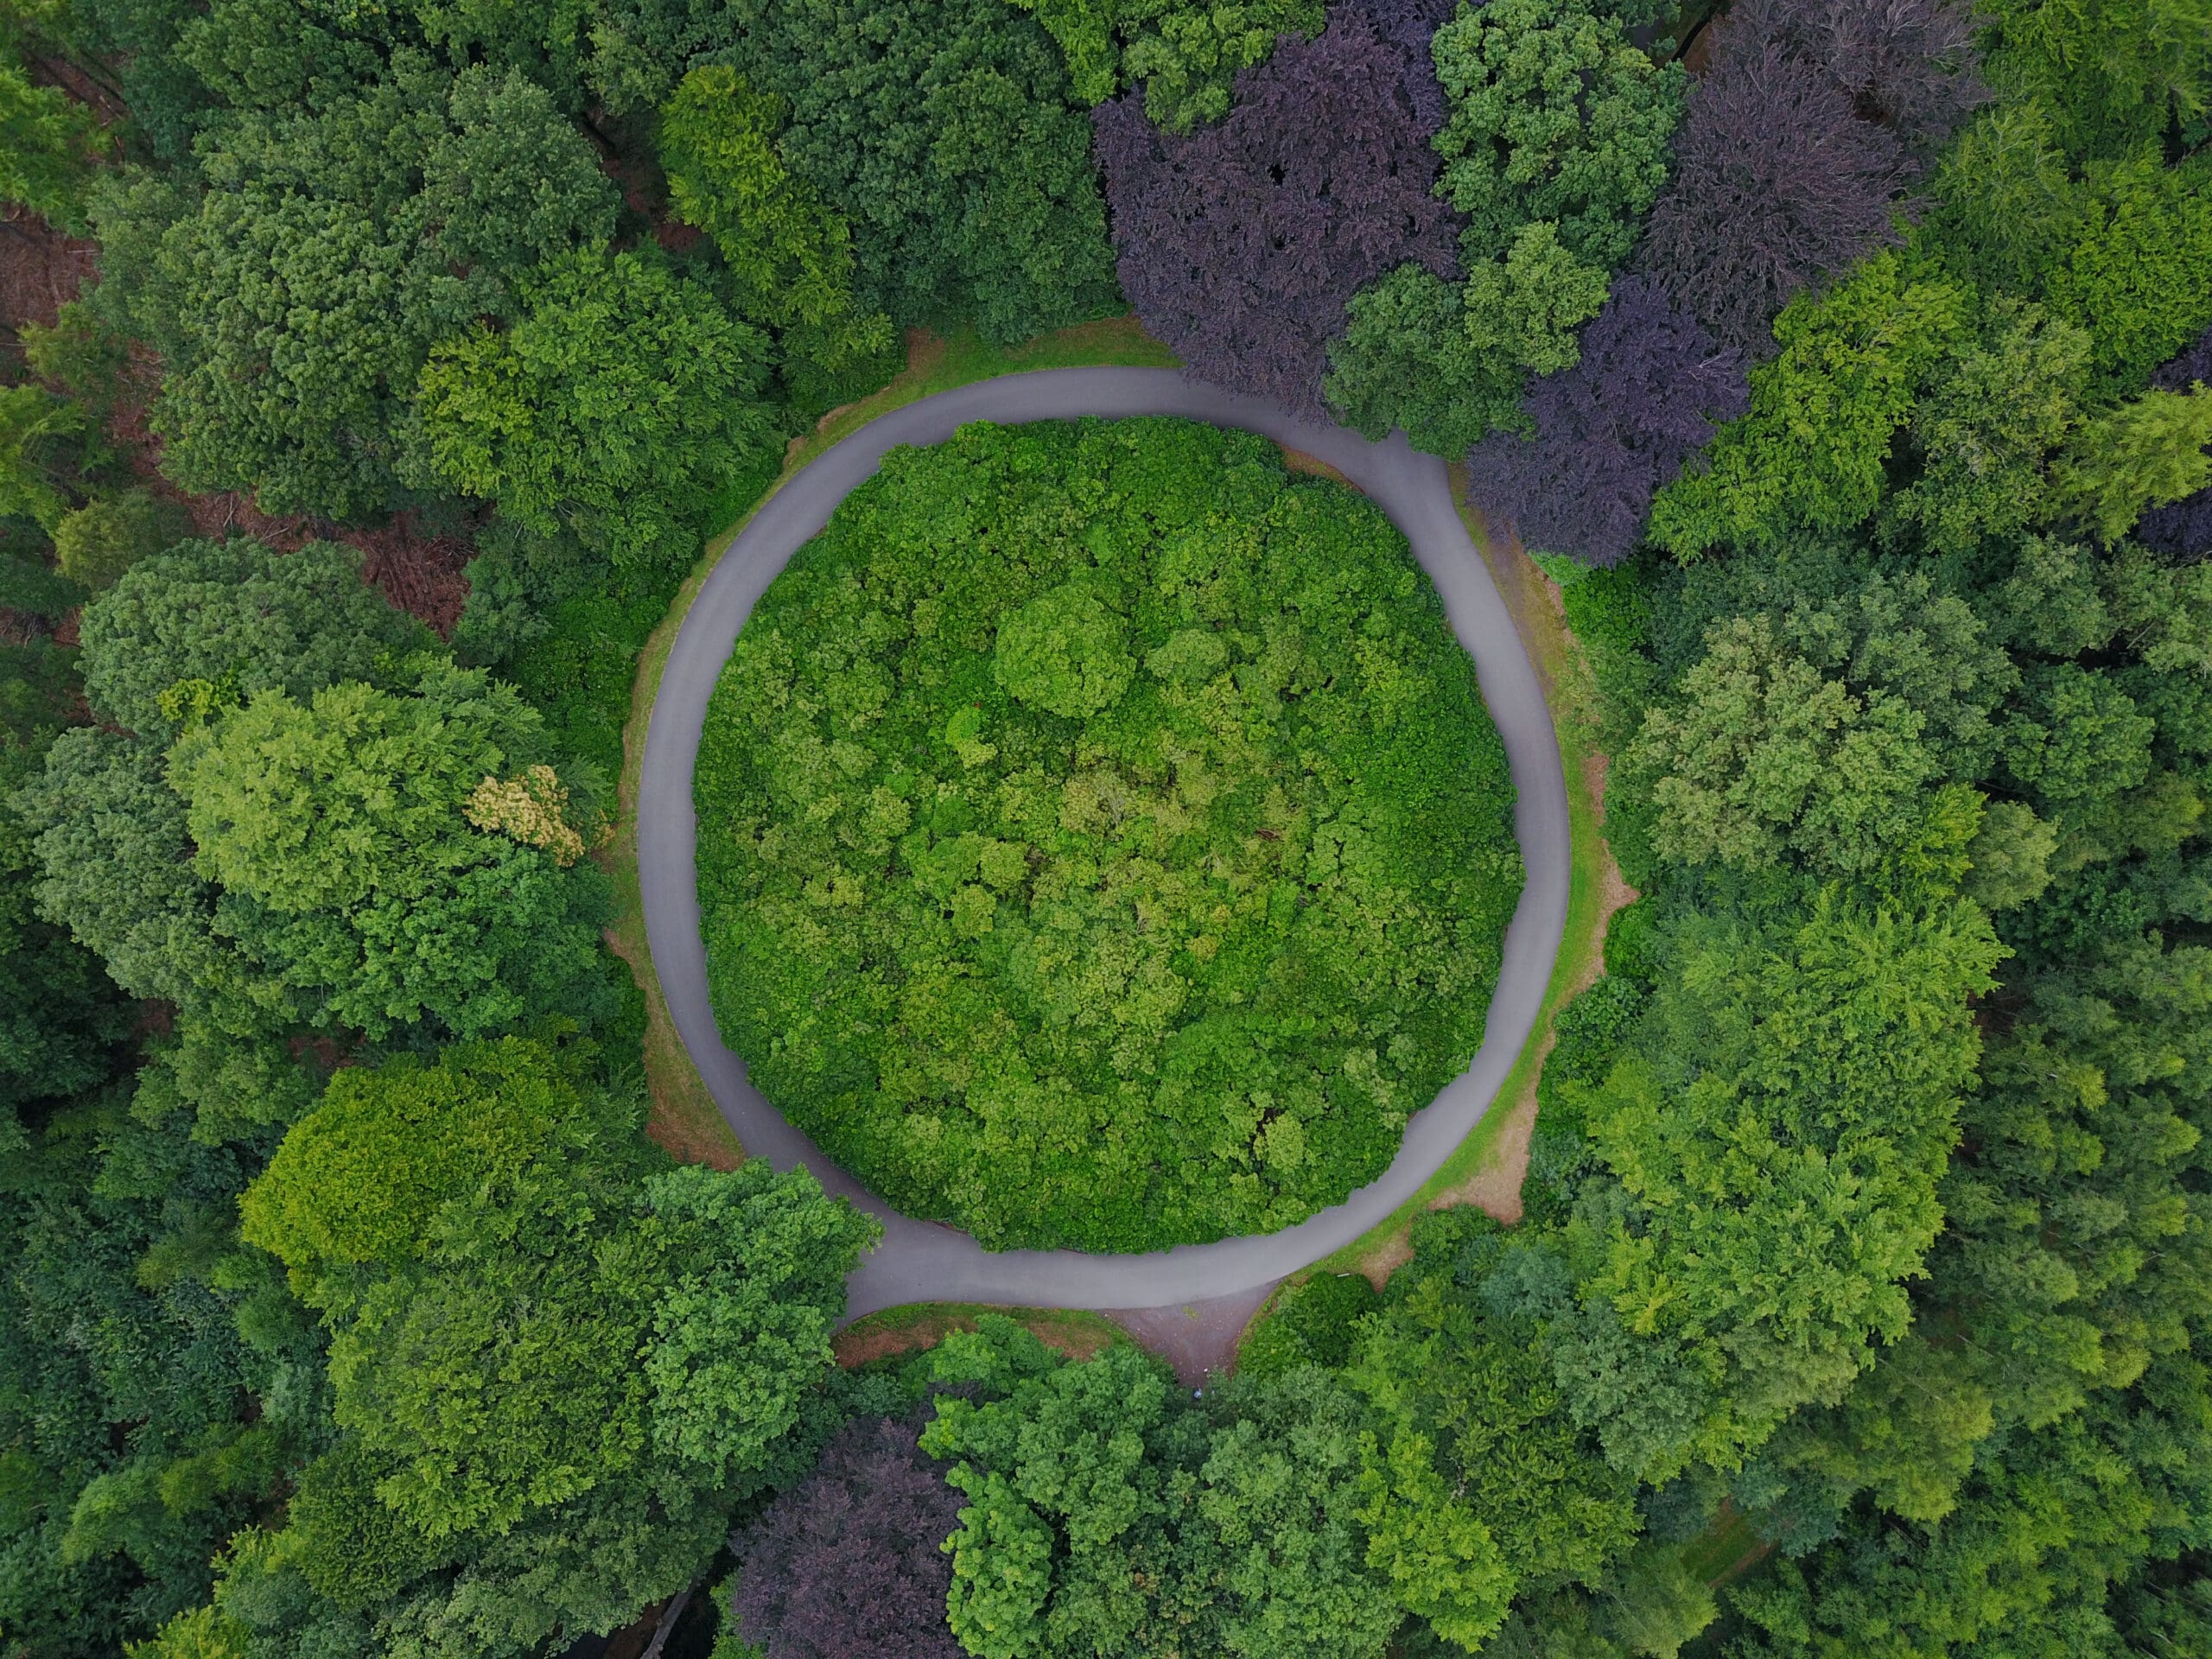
[1328,0,1684,453]
[697,417,1519,1250]
[1093,9,1458,417]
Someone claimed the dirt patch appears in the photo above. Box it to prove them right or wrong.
[835,1305,1117,1370]
[1100,1279,1285,1387]
[1280,446,1358,491]
[82,351,479,633]
[1427,1093,1542,1224]
[1352,1231,1414,1292]
[0,208,99,346]
[1582,751,1638,925]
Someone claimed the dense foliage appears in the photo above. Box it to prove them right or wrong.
[1008,0,1323,130]
[8,0,2212,1653]
[1326,0,1684,453]
[919,1320,1401,1659]
[725,0,1122,348]
[1093,6,1458,418]
[1465,276,1748,567]
[697,417,1519,1250]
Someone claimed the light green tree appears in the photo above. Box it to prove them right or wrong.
[1558,894,2005,1475]
[1880,301,2094,556]
[1650,253,1973,558]
[2050,384,2212,546]
[49,489,189,591]
[0,53,104,226]
[1432,0,1684,271]
[1007,0,1324,130]
[166,664,610,1039]
[1330,0,1680,455]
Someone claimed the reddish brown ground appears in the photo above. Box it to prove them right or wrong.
[1280,446,1359,490]
[0,209,99,347]
[3,207,474,634]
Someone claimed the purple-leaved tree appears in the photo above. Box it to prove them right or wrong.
[1346,0,1462,134]
[1094,6,1460,418]
[731,1415,965,1659]
[1466,276,1749,566]
[1639,41,1912,353]
[2141,323,2212,561]
[1728,0,1986,151]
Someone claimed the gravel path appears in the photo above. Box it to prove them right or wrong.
[639,368,1567,1320]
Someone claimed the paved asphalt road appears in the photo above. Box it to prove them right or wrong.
[639,367,1569,1320]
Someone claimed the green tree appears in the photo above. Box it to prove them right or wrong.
[1649,253,1973,558]
[98,56,618,518]
[992,577,1135,717]
[919,1320,1403,1659]
[2001,664,2157,808]
[1326,264,1517,458]
[0,380,86,531]
[236,1038,874,1629]
[2042,150,2212,394]
[1008,0,1323,129]
[14,727,232,1010]
[1355,1427,1513,1649]
[1982,0,2212,160]
[1329,0,1681,456]
[1624,613,1985,887]
[1558,893,2005,1476]
[416,246,781,571]
[1879,300,2094,556]
[2050,384,2212,546]
[1462,221,1616,380]
[1,1039,319,1659]
[1346,1211,1640,1644]
[49,490,190,592]
[734,0,1121,346]
[656,63,896,404]
[1923,102,2082,298]
[0,793,124,1122]
[166,665,611,1040]
[0,50,105,227]
[77,538,428,745]
[1431,0,1684,273]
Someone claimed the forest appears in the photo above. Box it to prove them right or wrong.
[0,0,2207,1656]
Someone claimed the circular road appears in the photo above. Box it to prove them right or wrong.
[639,366,1568,1321]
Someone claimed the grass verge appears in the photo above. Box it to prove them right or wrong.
[607,316,1179,1166]
[833,1302,1124,1370]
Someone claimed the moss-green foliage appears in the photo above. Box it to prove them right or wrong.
[233,1036,877,1643]
[416,245,784,574]
[1242,1272,1382,1376]
[915,1316,1405,1659]
[1006,0,1324,130]
[734,0,1123,348]
[454,444,785,781]
[696,417,1521,1250]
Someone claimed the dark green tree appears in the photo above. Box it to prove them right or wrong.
[93,54,617,519]
[416,246,782,572]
